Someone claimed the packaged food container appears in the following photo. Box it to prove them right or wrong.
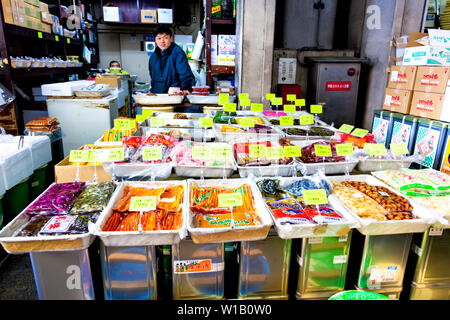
[133,127,215,142]
[151,112,208,121]
[412,118,447,170]
[438,124,450,175]
[277,125,336,141]
[388,113,419,155]
[371,110,395,147]
[213,123,283,144]
[133,93,184,105]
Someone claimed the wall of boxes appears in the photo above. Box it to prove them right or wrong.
[2,0,54,34]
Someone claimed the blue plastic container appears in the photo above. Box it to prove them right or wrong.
[388,113,420,155]
[371,110,395,147]
[413,118,447,169]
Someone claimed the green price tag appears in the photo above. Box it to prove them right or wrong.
[213,146,232,160]
[351,128,369,138]
[303,189,329,205]
[271,97,283,105]
[224,103,237,112]
[37,32,43,39]
[286,94,297,102]
[338,124,355,134]
[87,149,103,162]
[364,143,387,156]
[55,35,59,41]
[69,150,89,163]
[267,147,284,160]
[192,146,209,160]
[249,144,267,158]
[218,93,229,105]
[239,118,255,128]
[129,196,157,211]
[295,99,305,106]
[150,117,165,127]
[136,114,147,122]
[335,143,354,156]
[239,93,249,100]
[310,104,323,114]
[279,116,294,126]
[251,103,263,112]
[105,148,124,161]
[218,193,243,207]
[266,93,275,101]
[67,38,71,44]
[284,105,296,113]
[284,146,302,157]
[240,99,251,107]
[142,109,153,117]
[300,114,314,125]
[114,119,134,129]
[390,143,409,155]
[314,144,332,157]
[142,147,162,161]
[199,117,213,128]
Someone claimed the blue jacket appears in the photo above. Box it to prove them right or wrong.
[148,43,195,93]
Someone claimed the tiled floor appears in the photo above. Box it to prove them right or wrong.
[0,253,38,300]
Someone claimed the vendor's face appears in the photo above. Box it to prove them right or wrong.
[155,33,173,51]
[110,62,120,68]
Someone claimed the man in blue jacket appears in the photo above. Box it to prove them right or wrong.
[149,25,195,95]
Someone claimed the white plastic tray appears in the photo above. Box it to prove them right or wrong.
[187,94,236,105]
[103,161,173,180]
[174,165,235,178]
[187,178,273,244]
[328,175,436,235]
[213,123,284,144]
[93,136,123,147]
[277,125,337,141]
[133,93,184,105]
[94,180,188,247]
[237,164,295,178]
[254,177,360,239]
[356,156,416,173]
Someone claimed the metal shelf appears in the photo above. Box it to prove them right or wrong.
[11,67,86,78]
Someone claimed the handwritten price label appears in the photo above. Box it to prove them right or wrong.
[251,103,263,112]
[224,103,237,112]
[114,119,135,129]
[303,189,329,205]
[390,143,409,155]
[150,117,165,127]
[364,143,387,156]
[240,99,251,107]
[199,117,213,128]
[335,143,354,156]
[69,150,89,163]
[314,144,332,157]
[295,99,305,106]
[218,94,229,105]
[105,148,124,161]
[351,128,369,138]
[192,146,209,160]
[338,124,355,134]
[284,146,302,157]
[286,94,297,101]
[271,97,283,105]
[300,114,314,125]
[310,105,323,114]
[284,105,296,113]
[218,193,243,207]
[267,147,284,160]
[280,116,294,126]
[136,114,147,123]
[142,147,162,161]
[239,118,255,128]
[129,196,157,211]
[266,93,275,101]
[239,93,249,100]
[142,109,153,117]
[249,144,267,158]
[213,146,233,160]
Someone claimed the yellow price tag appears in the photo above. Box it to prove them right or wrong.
[37,32,43,39]
[142,147,162,161]
[351,128,369,138]
[280,116,294,126]
[249,144,267,158]
[55,35,59,41]
[251,103,264,112]
[310,105,323,114]
[129,196,157,211]
[364,143,387,156]
[314,144,332,157]
[114,119,135,129]
[240,99,251,107]
[338,124,355,134]
[335,143,354,156]
[105,148,124,161]
[239,93,249,100]
[303,189,328,205]
[150,117,165,127]
[300,114,314,125]
[192,146,209,160]
[239,118,255,128]
[69,150,89,163]
[284,105,296,113]
[267,147,284,160]
[390,143,409,155]
[266,93,275,101]
[199,117,213,128]
[213,146,233,160]
[67,38,71,44]
[142,109,153,117]
[136,114,147,122]
[286,94,297,102]
[295,99,305,106]
[271,97,283,105]
[218,193,243,207]
[284,146,302,157]
[224,103,237,112]
[218,94,229,105]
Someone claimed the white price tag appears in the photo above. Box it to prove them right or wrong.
[384,266,397,282]
[333,255,347,264]
[384,95,392,106]
[338,235,348,242]
[308,237,323,244]
[391,71,399,81]
[429,228,443,236]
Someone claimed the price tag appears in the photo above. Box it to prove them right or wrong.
[295,99,305,107]
[87,149,103,162]
[239,118,255,128]
[192,146,209,160]
[37,32,43,39]
[142,109,153,117]
[284,146,302,157]
[67,38,71,44]
[249,144,267,158]
[213,146,232,160]
[286,94,297,101]
[218,193,243,207]
[303,189,329,205]
[364,143,387,156]
[267,147,284,160]
[390,143,409,155]
[336,143,354,156]
[300,114,314,125]
[338,124,355,134]
[218,93,229,105]
[239,93,249,100]
[150,117,165,127]
[199,117,213,128]
[284,105,296,113]
[105,148,124,161]
[271,97,283,105]
[129,196,157,211]
[251,103,263,112]
[279,116,293,126]
[55,35,59,41]
[114,119,135,129]
[429,228,443,236]
[310,104,323,114]
[69,150,89,163]
[136,114,147,122]
[351,128,369,138]
[240,99,251,107]
[266,93,275,101]
[314,144,332,157]
[224,103,237,112]
[142,147,162,161]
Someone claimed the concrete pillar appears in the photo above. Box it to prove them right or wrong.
[237,0,276,107]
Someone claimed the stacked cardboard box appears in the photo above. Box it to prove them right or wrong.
[39,1,51,33]
[1,0,52,33]
[382,66,416,113]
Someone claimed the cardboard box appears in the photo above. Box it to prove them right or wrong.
[23,0,39,7]
[38,1,47,12]
[218,34,236,56]
[387,66,417,90]
[2,0,26,26]
[403,45,450,66]
[413,66,450,94]
[41,21,50,33]
[157,8,172,23]
[140,9,157,23]
[428,29,450,47]
[406,32,428,47]
[40,10,52,24]
[409,90,449,121]
[211,34,218,65]
[217,55,235,66]
[382,88,413,113]
[103,6,120,22]
[54,156,111,183]
[23,2,40,19]
[95,75,122,89]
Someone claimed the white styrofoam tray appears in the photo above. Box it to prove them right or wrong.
[254,176,360,239]
[94,180,188,246]
[94,136,123,147]
[0,145,33,190]
[102,161,173,180]
[133,93,184,105]
[187,94,236,105]
[328,175,437,236]
[187,178,273,243]
[213,123,284,144]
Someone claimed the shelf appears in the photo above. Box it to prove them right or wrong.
[103,21,173,26]
[211,65,235,75]
[11,67,86,78]
[211,18,236,25]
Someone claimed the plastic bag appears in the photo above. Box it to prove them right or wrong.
[69,182,116,215]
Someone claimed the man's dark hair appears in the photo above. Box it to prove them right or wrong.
[154,25,173,37]
[109,60,120,67]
